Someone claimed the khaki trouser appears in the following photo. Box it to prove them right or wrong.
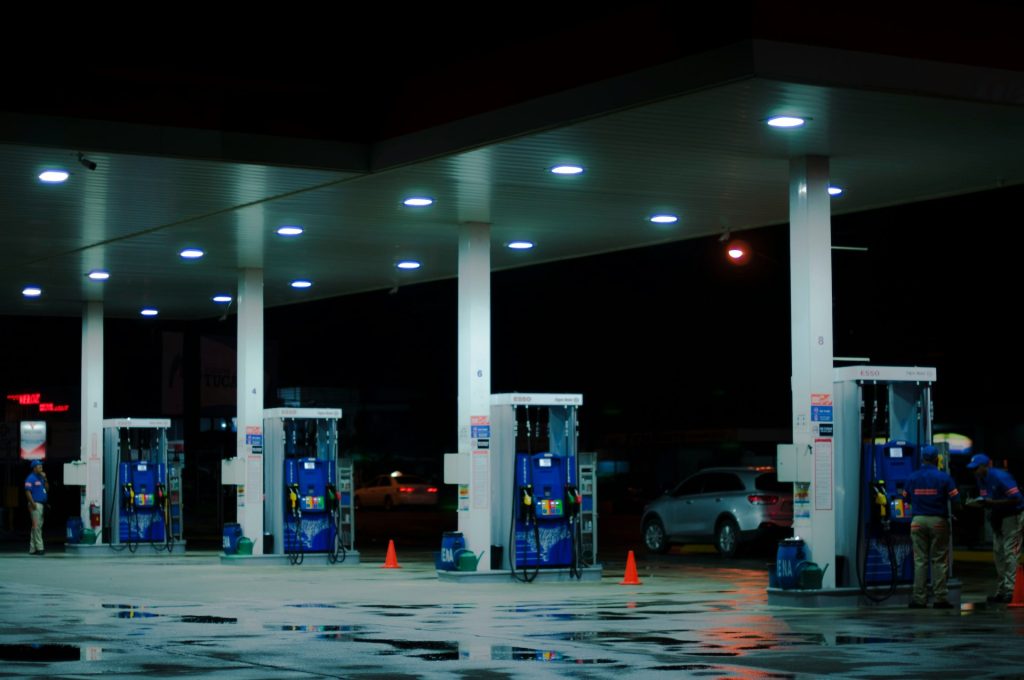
[911,515,950,604]
[992,511,1023,597]
[29,502,44,553]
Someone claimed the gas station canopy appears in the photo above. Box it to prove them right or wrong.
[4,38,1024,319]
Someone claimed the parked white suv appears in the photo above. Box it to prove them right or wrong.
[641,467,793,557]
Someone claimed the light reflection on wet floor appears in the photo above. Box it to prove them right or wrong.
[2,556,1022,678]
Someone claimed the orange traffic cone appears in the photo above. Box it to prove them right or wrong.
[1009,564,1024,608]
[382,539,401,569]
[619,550,642,585]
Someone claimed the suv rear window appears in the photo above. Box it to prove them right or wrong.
[755,473,791,492]
[701,472,745,493]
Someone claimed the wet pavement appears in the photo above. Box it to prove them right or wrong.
[0,548,1021,678]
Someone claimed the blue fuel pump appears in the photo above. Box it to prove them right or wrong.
[284,457,337,565]
[858,440,918,598]
[511,452,583,581]
[118,461,169,551]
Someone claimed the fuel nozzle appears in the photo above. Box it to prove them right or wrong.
[288,484,300,513]
[872,479,890,530]
[520,484,534,511]
[564,485,582,516]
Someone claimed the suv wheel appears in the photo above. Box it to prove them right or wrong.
[714,517,740,558]
[643,517,669,554]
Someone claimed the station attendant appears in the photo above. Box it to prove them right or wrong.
[906,446,960,609]
[24,459,49,555]
[968,453,1024,603]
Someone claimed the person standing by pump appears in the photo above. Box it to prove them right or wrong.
[967,453,1024,604]
[24,460,49,555]
[906,446,960,609]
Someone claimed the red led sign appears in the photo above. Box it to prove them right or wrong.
[6,393,69,413]
[7,393,41,405]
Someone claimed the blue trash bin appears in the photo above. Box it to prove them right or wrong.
[66,517,83,544]
[439,532,466,570]
[775,538,806,589]
[223,522,243,555]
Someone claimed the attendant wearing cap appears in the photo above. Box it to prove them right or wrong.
[967,453,1024,604]
[906,446,960,608]
[23,460,48,555]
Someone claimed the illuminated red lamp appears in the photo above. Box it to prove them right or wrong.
[427,487,438,493]
[748,494,779,505]
[399,487,415,493]
[725,239,750,265]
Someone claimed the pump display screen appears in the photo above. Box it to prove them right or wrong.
[889,448,904,458]
[302,496,325,511]
[304,461,316,470]
[538,458,552,468]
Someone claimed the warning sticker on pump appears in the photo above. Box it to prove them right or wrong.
[471,416,489,425]
[811,406,833,422]
[817,423,834,436]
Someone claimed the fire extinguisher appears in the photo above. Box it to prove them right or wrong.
[89,502,101,528]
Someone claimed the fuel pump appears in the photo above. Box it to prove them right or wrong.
[511,452,581,578]
[283,455,336,566]
[258,409,354,565]
[118,460,170,551]
[858,440,917,597]
[101,419,173,553]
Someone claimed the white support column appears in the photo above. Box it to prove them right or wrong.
[236,268,265,555]
[789,156,836,588]
[457,222,492,568]
[81,301,104,542]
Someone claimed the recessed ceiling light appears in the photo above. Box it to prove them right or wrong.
[649,214,679,224]
[140,308,159,317]
[766,116,806,128]
[277,226,304,236]
[828,186,844,196]
[87,270,110,281]
[507,241,535,250]
[38,170,69,183]
[396,260,422,270]
[550,165,584,175]
[212,295,232,303]
[403,197,434,207]
[290,280,313,289]
[22,286,42,298]
[179,248,205,259]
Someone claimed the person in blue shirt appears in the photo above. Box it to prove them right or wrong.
[906,446,960,609]
[23,460,49,555]
[967,453,1024,603]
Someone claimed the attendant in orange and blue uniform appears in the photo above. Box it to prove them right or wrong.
[968,453,1024,604]
[24,460,49,555]
[906,446,959,609]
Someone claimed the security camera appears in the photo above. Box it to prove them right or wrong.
[77,152,97,171]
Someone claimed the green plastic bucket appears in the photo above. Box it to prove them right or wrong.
[236,537,254,555]
[80,529,98,545]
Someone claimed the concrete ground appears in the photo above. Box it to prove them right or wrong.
[1,545,1022,679]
